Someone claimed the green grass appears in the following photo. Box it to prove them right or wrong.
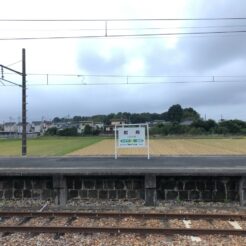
[0,136,105,156]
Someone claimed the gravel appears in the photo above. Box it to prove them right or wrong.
[0,199,246,245]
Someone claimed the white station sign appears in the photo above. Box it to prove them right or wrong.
[118,127,145,148]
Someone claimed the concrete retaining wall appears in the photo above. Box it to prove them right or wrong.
[157,177,239,202]
[0,176,241,205]
[67,176,145,200]
[0,177,54,200]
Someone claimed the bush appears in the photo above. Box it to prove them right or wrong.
[57,127,78,136]
[45,127,58,136]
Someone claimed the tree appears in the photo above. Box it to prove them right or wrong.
[182,107,200,121]
[57,127,78,136]
[167,104,183,123]
[53,117,61,123]
[191,119,217,133]
[72,116,82,122]
[45,127,57,136]
[84,125,92,135]
[219,120,244,134]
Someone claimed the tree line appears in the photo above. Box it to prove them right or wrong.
[150,119,246,136]
[52,104,200,125]
[48,104,246,136]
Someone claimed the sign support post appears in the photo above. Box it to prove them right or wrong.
[115,124,117,159]
[147,123,150,159]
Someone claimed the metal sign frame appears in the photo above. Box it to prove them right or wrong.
[114,123,150,159]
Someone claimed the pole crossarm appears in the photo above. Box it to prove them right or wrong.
[0,64,22,75]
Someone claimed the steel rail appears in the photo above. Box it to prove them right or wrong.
[0,225,245,235]
[0,211,246,220]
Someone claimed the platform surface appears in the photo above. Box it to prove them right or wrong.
[0,156,246,176]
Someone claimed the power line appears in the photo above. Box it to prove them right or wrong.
[26,74,246,79]
[2,24,246,32]
[6,60,22,67]
[3,70,246,87]
[5,72,246,79]
[1,29,246,40]
[1,18,246,21]
[1,80,246,87]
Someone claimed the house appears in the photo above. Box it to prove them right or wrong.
[78,121,94,134]
[104,119,127,134]
[52,122,71,130]
[94,122,104,129]
[32,121,44,134]
[3,122,18,133]
[17,122,32,133]
[43,121,53,132]
[110,118,127,126]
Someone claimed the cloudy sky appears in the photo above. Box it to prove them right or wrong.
[1,0,246,122]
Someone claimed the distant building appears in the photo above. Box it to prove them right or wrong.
[94,122,104,129]
[149,120,170,127]
[77,121,104,134]
[180,120,193,126]
[32,121,44,134]
[104,119,127,134]
[78,121,94,134]
[52,122,71,130]
[17,122,32,133]
[110,118,127,126]
[3,122,17,133]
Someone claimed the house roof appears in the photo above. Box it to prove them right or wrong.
[111,118,127,122]
[4,122,16,126]
[32,121,42,125]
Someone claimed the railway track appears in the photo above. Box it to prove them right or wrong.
[0,211,246,236]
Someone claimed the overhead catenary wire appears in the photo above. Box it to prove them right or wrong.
[6,60,22,67]
[2,24,246,32]
[2,73,246,86]
[24,73,246,78]
[1,80,246,87]
[1,29,246,41]
[1,17,246,21]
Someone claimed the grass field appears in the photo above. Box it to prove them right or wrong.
[1,136,246,157]
[0,136,104,156]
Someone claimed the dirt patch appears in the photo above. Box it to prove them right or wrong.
[68,138,246,156]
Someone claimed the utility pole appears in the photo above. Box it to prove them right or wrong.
[0,49,26,156]
[22,48,27,156]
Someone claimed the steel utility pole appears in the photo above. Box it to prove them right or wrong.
[22,48,27,156]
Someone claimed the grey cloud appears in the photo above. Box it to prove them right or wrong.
[3,1,246,122]
[178,35,246,73]
[77,42,127,74]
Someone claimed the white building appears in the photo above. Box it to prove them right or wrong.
[17,123,32,133]
[31,121,47,134]
[3,122,18,133]
[110,119,127,126]
[78,121,94,134]
[94,122,104,129]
